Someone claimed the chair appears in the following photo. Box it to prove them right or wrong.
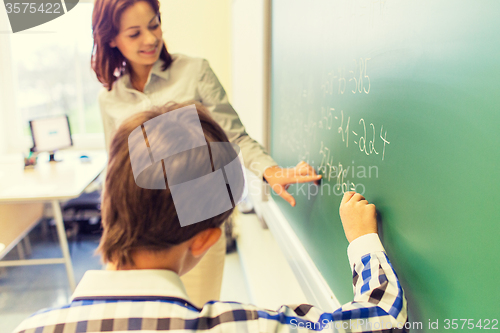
[62,190,102,245]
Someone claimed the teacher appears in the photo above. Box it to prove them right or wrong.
[91,0,321,307]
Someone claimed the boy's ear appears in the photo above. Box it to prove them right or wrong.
[190,228,222,257]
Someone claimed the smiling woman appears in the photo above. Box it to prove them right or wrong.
[91,0,172,93]
[108,2,164,92]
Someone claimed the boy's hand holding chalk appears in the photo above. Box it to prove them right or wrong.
[339,191,378,243]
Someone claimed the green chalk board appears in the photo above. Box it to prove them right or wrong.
[270,0,500,330]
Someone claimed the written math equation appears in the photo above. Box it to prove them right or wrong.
[277,108,390,166]
[320,58,371,96]
[317,109,389,193]
[317,109,390,161]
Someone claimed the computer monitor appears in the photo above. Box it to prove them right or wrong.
[29,115,73,162]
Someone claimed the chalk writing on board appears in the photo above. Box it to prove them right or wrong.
[313,107,390,194]
[317,107,334,130]
[335,162,367,194]
[321,58,371,96]
[350,58,371,94]
[379,125,390,161]
[335,110,390,160]
[278,107,390,165]
[317,146,366,193]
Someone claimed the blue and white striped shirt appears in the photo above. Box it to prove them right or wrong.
[14,234,407,332]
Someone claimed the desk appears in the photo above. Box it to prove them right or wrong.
[0,151,107,291]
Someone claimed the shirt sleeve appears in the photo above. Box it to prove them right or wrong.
[257,234,408,332]
[196,59,278,180]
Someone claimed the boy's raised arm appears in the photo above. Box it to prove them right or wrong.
[256,192,408,332]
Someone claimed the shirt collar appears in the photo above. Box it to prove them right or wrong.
[119,59,170,91]
[71,269,191,303]
[151,58,170,81]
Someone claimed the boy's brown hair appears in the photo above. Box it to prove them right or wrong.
[97,102,236,268]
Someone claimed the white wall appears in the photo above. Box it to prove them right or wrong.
[231,0,267,146]
[159,0,268,146]
[160,0,232,100]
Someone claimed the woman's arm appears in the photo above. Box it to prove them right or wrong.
[196,59,278,180]
[196,59,322,206]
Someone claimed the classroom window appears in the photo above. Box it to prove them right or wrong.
[8,2,102,139]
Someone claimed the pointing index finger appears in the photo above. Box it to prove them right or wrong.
[292,174,323,183]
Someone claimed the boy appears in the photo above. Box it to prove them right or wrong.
[14,102,407,332]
